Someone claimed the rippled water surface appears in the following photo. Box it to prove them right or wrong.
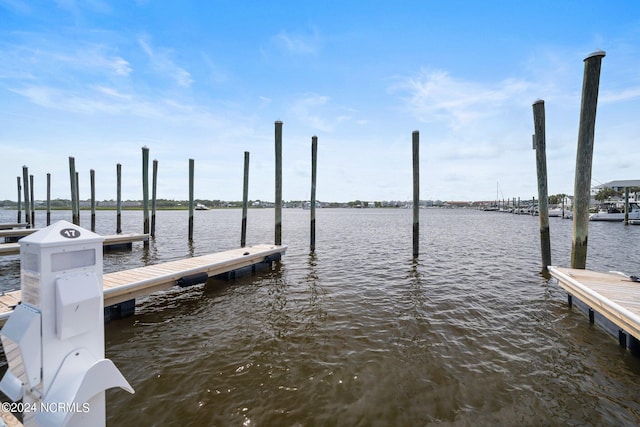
[2,208,640,426]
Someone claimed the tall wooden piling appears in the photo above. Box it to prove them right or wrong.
[275,121,283,246]
[142,146,150,244]
[46,173,51,226]
[75,172,80,223]
[22,166,31,228]
[16,177,21,224]
[412,131,420,258]
[241,151,250,248]
[571,51,606,269]
[69,157,78,225]
[310,136,318,253]
[90,169,96,232]
[151,159,158,238]
[29,174,35,228]
[533,100,551,271]
[116,163,122,234]
[188,158,195,241]
[624,187,630,225]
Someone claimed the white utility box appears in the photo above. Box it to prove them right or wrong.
[0,220,133,427]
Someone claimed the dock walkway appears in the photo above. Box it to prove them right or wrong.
[549,266,640,350]
[0,244,286,325]
[0,232,149,255]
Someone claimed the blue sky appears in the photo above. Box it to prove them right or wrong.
[1,1,640,203]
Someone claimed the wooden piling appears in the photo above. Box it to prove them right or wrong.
[46,173,51,226]
[116,163,122,234]
[151,159,158,237]
[412,130,420,258]
[22,166,31,228]
[533,100,551,271]
[241,151,250,248]
[571,50,606,269]
[90,169,96,232]
[275,121,283,246]
[16,177,21,224]
[188,158,195,241]
[142,146,150,244]
[311,136,318,253]
[624,187,630,225]
[29,174,35,228]
[69,157,78,225]
[75,171,80,223]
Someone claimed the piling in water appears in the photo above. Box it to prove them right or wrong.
[69,157,78,225]
[75,172,80,223]
[241,151,250,248]
[533,100,551,271]
[311,136,318,253]
[151,159,158,237]
[412,130,420,258]
[90,169,96,232]
[624,187,630,225]
[275,121,283,246]
[46,173,51,226]
[16,177,21,224]
[142,146,150,243]
[571,50,606,269]
[116,163,122,234]
[29,174,35,228]
[189,158,195,241]
[22,166,31,228]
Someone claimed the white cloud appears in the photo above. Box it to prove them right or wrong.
[392,69,532,130]
[138,36,193,88]
[272,29,319,55]
[289,94,352,132]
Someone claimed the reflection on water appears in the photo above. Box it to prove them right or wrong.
[2,208,640,425]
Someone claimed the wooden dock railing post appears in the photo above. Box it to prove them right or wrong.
[22,166,31,228]
[46,173,51,226]
[533,100,551,271]
[75,172,80,224]
[412,131,420,258]
[116,163,122,234]
[151,159,158,237]
[571,50,606,269]
[188,158,195,241]
[310,136,318,253]
[275,121,283,246]
[90,169,96,232]
[241,151,250,248]
[142,146,150,245]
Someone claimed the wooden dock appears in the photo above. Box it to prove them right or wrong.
[0,232,149,255]
[549,266,640,352]
[0,244,286,326]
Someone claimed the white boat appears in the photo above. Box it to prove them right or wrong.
[589,202,640,221]
[195,203,210,211]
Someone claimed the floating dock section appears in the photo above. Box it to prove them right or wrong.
[549,266,640,355]
[0,244,286,326]
[0,232,149,255]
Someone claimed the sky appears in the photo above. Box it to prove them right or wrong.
[1,1,640,203]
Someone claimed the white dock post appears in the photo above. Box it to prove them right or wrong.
[0,220,134,426]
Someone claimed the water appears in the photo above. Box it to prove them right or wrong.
[2,208,640,426]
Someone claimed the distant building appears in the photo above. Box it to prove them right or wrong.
[593,180,640,192]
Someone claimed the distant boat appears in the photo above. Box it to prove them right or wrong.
[589,202,640,221]
[195,203,210,211]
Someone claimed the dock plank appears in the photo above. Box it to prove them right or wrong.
[549,266,640,340]
[0,244,286,325]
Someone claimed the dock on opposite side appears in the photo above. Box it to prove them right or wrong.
[549,266,640,354]
[0,243,287,326]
